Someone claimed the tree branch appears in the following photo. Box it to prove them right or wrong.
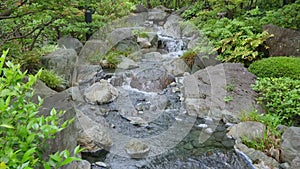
[3,19,53,43]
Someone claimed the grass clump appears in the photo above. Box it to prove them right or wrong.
[240,110,283,153]
[248,57,300,80]
[39,69,64,89]
[181,50,198,68]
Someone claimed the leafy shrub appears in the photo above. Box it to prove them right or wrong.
[252,77,300,126]
[248,57,300,80]
[0,50,81,168]
[200,18,273,65]
[261,2,300,30]
[39,69,65,89]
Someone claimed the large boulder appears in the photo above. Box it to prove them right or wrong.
[79,40,108,63]
[130,64,175,92]
[76,109,112,151]
[228,121,266,142]
[280,127,300,164]
[58,36,83,54]
[235,143,279,168]
[263,24,300,57]
[38,88,79,169]
[83,80,119,105]
[41,49,77,84]
[163,57,191,76]
[182,63,263,122]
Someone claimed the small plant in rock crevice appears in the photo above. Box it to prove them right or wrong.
[240,110,283,158]
[223,96,233,103]
[181,50,198,68]
[39,69,65,89]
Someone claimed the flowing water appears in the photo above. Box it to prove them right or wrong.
[78,31,255,169]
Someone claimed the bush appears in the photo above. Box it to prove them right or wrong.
[252,77,300,126]
[0,50,81,168]
[200,18,273,65]
[39,69,65,89]
[248,57,300,80]
[261,2,300,30]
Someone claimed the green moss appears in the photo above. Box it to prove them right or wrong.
[248,57,300,80]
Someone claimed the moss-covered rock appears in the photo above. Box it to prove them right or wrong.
[248,57,300,80]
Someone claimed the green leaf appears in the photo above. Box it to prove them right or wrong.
[0,124,14,129]
[22,147,36,163]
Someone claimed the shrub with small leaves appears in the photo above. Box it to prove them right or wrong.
[0,50,82,168]
[252,77,300,126]
[248,57,300,80]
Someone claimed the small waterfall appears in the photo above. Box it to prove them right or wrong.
[157,34,187,56]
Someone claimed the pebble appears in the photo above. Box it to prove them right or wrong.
[197,124,208,128]
[95,161,108,168]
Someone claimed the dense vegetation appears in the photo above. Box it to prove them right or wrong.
[0,50,82,168]
[249,57,300,80]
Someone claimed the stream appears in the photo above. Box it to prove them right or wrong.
[73,9,256,169]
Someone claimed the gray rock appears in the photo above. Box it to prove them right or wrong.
[137,36,151,48]
[41,49,77,84]
[74,64,102,84]
[66,160,91,169]
[106,27,144,50]
[125,139,150,158]
[279,162,290,169]
[191,53,221,72]
[79,40,108,63]
[115,37,140,53]
[117,56,139,70]
[132,4,148,13]
[228,121,266,142]
[163,57,190,76]
[141,52,164,62]
[38,90,79,169]
[33,79,57,100]
[182,63,263,122]
[235,143,279,168]
[162,15,183,38]
[58,36,83,54]
[83,80,118,104]
[291,156,300,169]
[263,24,300,57]
[76,109,112,150]
[130,66,175,92]
[280,127,300,164]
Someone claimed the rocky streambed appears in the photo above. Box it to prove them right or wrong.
[38,5,300,169]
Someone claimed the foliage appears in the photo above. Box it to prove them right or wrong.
[240,110,283,151]
[0,50,82,168]
[248,57,300,80]
[200,18,273,65]
[0,0,135,65]
[261,1,300,30]
[181,50,197,68]
[92,49,130,69]
[223,96,233,103]
[252,77,300,126]
[39,69,65,89]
